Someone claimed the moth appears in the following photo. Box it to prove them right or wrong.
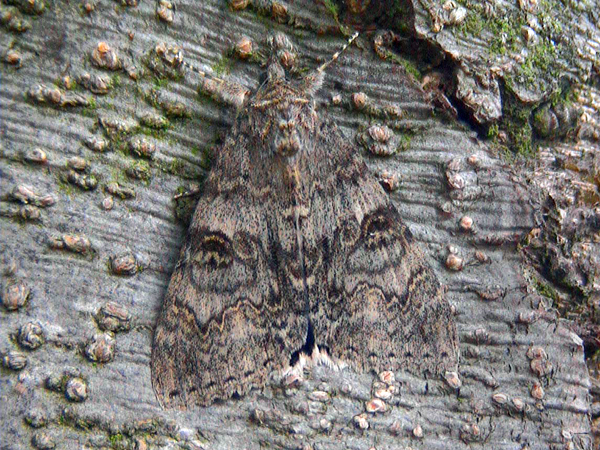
[151,33,458,408]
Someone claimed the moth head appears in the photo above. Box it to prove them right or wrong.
[249,73,319,158]
[245,32,358,158]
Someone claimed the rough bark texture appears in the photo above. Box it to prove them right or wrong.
[0,0,597,449]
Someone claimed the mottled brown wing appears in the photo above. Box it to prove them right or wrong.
[308,121,458,376]
[151,131,308,408]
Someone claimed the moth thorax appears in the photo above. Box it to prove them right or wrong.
[275,118,301,156]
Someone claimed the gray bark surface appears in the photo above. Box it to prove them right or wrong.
[0,1,595,449]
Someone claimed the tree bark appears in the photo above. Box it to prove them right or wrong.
[1,1,596,449]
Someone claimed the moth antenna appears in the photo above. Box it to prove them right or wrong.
[303,32,359,96]
[316,32,359,73]
[181,60,250,109]
[180,60,228,86]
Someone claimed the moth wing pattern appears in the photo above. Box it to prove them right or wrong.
[308,121,459,376]
[152,31,459,408]
[151,130,308,408]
